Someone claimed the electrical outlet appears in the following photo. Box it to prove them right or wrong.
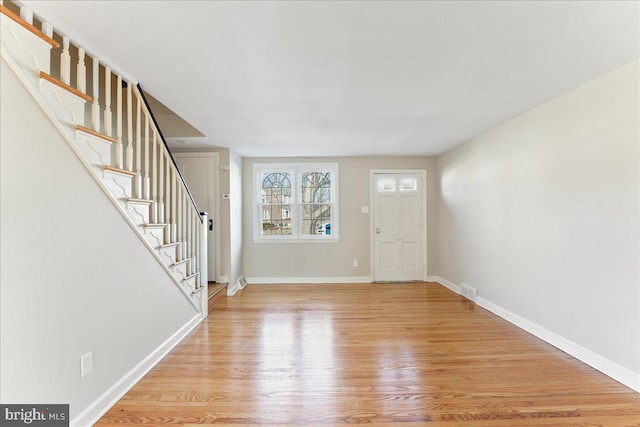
[81,351,93,378]
[352,259,359,267]
[361,206,369,214]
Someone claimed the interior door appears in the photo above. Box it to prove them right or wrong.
[372,172,425,282]
[173,153,217,282]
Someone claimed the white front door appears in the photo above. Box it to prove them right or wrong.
[173,153,218,282]
[372,172,425,282]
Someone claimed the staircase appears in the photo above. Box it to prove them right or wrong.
[1,2,208,315]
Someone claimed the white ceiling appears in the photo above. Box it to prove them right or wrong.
[24,1,640,157]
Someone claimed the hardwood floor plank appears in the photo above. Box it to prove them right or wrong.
[96,283,639,426]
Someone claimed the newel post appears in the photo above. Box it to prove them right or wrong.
[199,212,208,317]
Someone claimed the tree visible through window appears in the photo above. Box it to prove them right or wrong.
[301,172,331,236]
[254,163,339,240]
[261,172,292,236]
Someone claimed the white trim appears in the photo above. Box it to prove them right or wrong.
[218,275,229,284]
[70,315,202,427]
[172,152,220,283]
[476,296,640,393]
[430,275,462,294]
[369,169,428,282]
[247,276,372,284]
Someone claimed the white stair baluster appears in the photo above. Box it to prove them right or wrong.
[151,131,157,223]
[188,196,192,273]
[19,6,33,25]
[91,58,100,132]
[76,48,86,94]
[165,153,171,241]
[177,182,182,258]
[60,37,70,85]
[103,66,112,137]
[172,169,177,243]
[199,212,208,303]
[197,213,201,278]
[184,192,189,268]
[194,211,198,277]
[135,92,142,197]
[158,144,166,224]
[115,74,123,169]
[126,83,133,171]
[41,21,53,38]
[143,114,150,199]
[184,197,193,275]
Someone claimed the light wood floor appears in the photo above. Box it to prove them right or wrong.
[96,283,639,426]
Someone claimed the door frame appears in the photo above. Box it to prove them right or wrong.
[173,152,220,283]
[369,169,428,282]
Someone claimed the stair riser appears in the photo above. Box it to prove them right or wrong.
[74,132,113,170]
[125,203,151,228]
[101,170,133,199]
[157,246,177,267]
[39,78,86,131]
[1,14,52,82]
[183,276,198,294]
[143,227,165,248]
[170,262,188,281]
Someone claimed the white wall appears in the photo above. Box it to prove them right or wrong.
[229,150,244,289]
[0,58,199,420]
[242,156,438,280]
[434,59,639,385]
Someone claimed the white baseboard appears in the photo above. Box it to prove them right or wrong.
[429,275,461,294]
[246,276,372,284]
[71,315,202,427]
[218,275,229,284]
[476,296,639,393]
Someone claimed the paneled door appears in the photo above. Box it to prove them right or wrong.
[173,152,218,282]
[372,172,425,282]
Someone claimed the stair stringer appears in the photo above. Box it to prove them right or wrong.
[1,44,203,313]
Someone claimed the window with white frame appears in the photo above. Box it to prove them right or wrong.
[254,163,339,241]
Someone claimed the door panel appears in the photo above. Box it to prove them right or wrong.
[373,172,424,282]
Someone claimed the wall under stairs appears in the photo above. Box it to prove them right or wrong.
[1,55,201,425]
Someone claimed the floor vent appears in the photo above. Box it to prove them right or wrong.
[460,282,478,302]
[238,275,248,289]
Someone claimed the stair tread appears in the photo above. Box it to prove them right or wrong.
[103,165,136,177]
[127,197,153,204]
[76,125,117,144]
[0,6,59,47]
[40,71,92,102]
[143,223,167,228]
[172,258,190,266]
[158,242,180,249]
[183,272,200,281]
